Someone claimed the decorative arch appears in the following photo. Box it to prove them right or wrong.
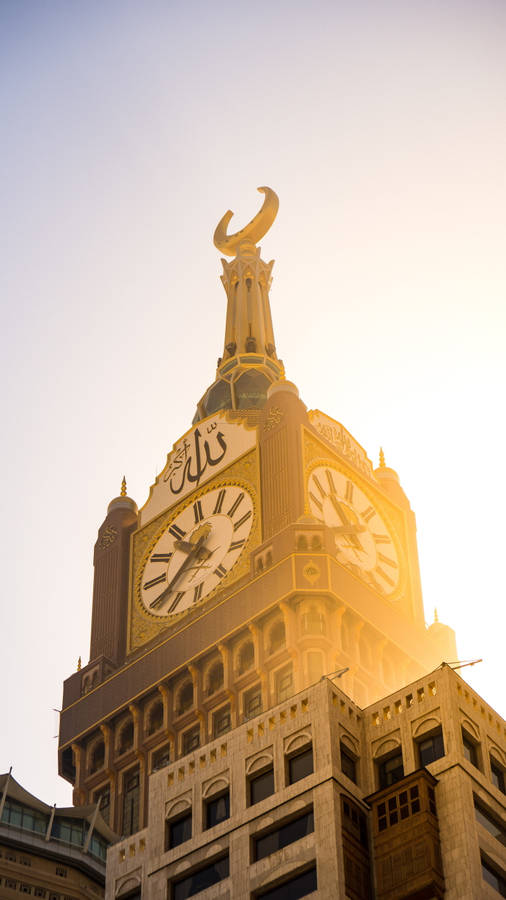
[206,661,224,696]
[237,640,255,674]
[116,873,142,897]
[284,731,312,756]
[117,716,134,755]
[89,738,105,774]
[145,698,164,735]
[340,732,359,756]
[202,776,230,799]
[412,716,442,739]
[461,717,480,741]
[489,743,505,766]
[165,796,192,820]
[373,737,401,759]
[177,680,194,716]
[246,751,273,776]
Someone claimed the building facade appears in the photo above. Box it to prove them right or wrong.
[0,772,117,899]
[55,188,506,895]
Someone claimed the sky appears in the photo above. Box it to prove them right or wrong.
[1,0,505,807]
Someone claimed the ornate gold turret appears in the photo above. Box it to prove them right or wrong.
[194,187,285,422]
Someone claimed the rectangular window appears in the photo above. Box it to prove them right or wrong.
[205,790,230,829]
[474,798,506,845]
[182,726,200,755]
[340,744,357,783]
[481,855,506,896]
[152,744,170,772]
[166,810,192,850]
[122,768,140,837]
[94,787,110,825]
[255,865,317,899]
[253,809,314,861]
[491,756,505,794]
[212,707,231,738]
[249,767,275,805]
[244,686,262,720]
[171,852,229,899]
[417,729,445,766]
[276,667,293,703]
[377,751,404,790]
[287,746,314,785]
[462,730,480,769]
[342,796,369,847]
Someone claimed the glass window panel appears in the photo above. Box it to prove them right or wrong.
[203,380,232,416]
[462,731,479,768]
[167,811,192,850]
[378,752,404,789]
[481,857,506,896]
[205,792,230,829]
[474,801,506,845]
[418,730,445,766]
[250,768,274,805]
[256,865,318,900]
[234,371,270,410]
[340,745,357,783]
[254,810,314,861]
[172,853,229,900]
[288,747,314,785]
[491,758,506,794]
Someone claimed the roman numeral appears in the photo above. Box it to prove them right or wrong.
[213,489,226,515]
[168,591,185,613]
[377,552,398,569]
[193,583,203,603]
[214,564,227,579]
[168,524,186,540]
[345,480,354,503]
[313,475,326,498]
[193,500,204,524]
[227,492,244,518]
[229,538,245,551]
[234,510,252,532]
[309,491,323,512]
[150,553,173,563]
[143,573,167,590]
[376,565,395,587]
[373,533,390,545]
[361,506,375,522]
[326,468,337,493]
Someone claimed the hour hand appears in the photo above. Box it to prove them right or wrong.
[174,539,197,554]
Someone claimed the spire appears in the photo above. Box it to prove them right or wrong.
[434,607,439,623]
[77,656,82,671]
[194,187,286,422]
[379,447,386,468]
[121,476,127,497]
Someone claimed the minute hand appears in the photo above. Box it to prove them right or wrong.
[329,495,363,549]
[149,536,207,611]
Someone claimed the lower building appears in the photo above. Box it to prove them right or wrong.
[105,664,505,899]
[0,773,118,899]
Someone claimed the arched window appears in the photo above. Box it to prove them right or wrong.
[359,634,372,670]
[207,662,224,696]
[178,682,193,715]
[238,641,254,674]
[90,740,105,773]
[147,700,163,735]
[269,621,286,655]
[301,608,326,635]
[118,720,134,755]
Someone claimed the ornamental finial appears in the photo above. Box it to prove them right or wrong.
[214,187,279,257]
[77,656,82,671]
[379,447,386,468]
[121,476,127,497]
[434,607,439,623]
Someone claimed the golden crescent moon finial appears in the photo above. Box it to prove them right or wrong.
[214,186,279,257]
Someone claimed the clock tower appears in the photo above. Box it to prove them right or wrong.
[58,188,456,836]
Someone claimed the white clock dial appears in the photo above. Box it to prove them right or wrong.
[307,465,399,595]
[139,485,254,618]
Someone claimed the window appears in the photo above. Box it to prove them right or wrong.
[269,621,286,655]
[301,609,325,635]
[90,740,105,773]
[55,866,67,877]
[212,706,231,738]
[147,700,163,734]
[462,729,480,769]
[481,855,506,896]
[255,865,317,899]
[341,796,369,848]
[205,790,230,829]
[20,886,31,894]
[234,370,270,409]
[171,852,229,899]
[474,798,506,845]
[287,745,314,785]
[275,665,293,703]
[416,728,445,767]
[1,799,48,834]
[244,685,262,720]
[253,809,314,861]
[340,743,357,784]
[178,682,194,715]
[377,750,404,790]
[122,768,140,837]
[249,766,275,805]
[118,720,134,755]
[207,662,224,695]
[166,810,192,850]
[182,726,200,755]
[152,744,170,772]
[238,641,254,673]
[491,756,505,794]
[94,787,110,825]
[376,784,421,832]
[34,890,46,898]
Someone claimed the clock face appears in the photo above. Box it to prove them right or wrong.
[307,465,399,595]
[138,485,254,618]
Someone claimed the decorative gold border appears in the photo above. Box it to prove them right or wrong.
[127,447,260,653]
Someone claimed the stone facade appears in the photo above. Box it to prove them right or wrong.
[105,665,505,898]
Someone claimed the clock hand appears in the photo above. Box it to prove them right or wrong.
[149,533,209,610]
[329,495,364,549]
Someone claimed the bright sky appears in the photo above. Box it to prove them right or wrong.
[1,0,505,807]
